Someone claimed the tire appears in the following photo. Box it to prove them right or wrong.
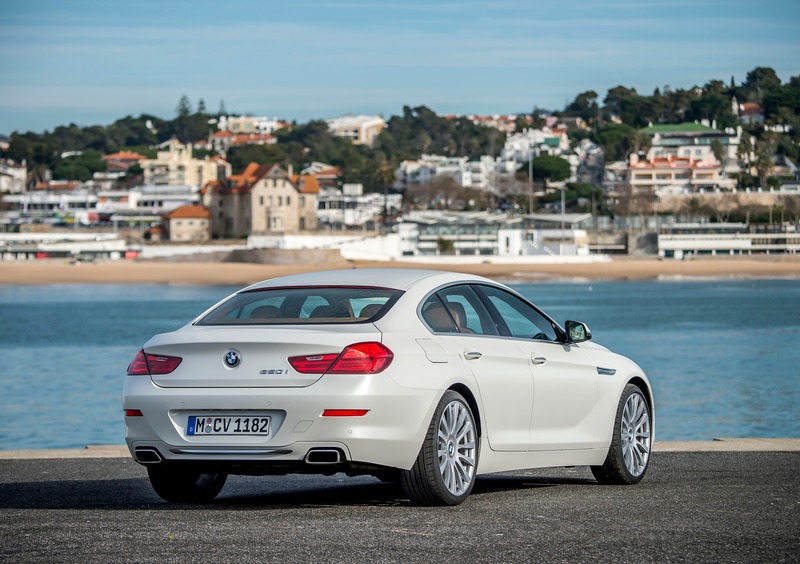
[400,390,479,505]
[147,463,228,503]
[591,383,652,485]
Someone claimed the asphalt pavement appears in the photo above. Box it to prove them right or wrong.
[1,449,798,563]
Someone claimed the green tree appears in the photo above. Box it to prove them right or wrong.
[742,67,781,103]
[710,139,725,165]
[226,144,285,173]
[753,134,777,190]
[53,150,106,181]
[374,161,396,224]
[176,95,192,118]
[563,90,599,123]
[526,155,570,184]
[737,134,754,187]
[594,124,635,161]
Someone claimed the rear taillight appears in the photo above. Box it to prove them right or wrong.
[127,349,182,376]
[288,353,340,374]
[288,342,393,375]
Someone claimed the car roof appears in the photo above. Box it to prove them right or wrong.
[241,268,495,292]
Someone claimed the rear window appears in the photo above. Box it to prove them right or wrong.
[196,286,403,325]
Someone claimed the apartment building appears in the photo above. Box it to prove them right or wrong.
[326,115,385,146]
[142,139,231,187]
[206,163,318,238]
[642,122,741,174]
[394,154,517,192]
[605,153,737,214]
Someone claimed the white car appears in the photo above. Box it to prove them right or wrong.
[124,269,654,505]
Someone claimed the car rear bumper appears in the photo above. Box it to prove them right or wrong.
[123,373,439,470]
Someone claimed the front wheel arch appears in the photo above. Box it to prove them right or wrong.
[592,382,653,485]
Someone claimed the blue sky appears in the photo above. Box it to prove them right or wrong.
[1,0,799,135]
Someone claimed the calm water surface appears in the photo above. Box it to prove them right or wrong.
[1,279,798,449]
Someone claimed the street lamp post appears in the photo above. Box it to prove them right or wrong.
[560,181,565,255]
[528,156,533,214]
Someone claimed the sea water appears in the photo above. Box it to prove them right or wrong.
[0,279,798,450]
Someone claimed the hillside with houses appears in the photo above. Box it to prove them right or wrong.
[1,66,799,262]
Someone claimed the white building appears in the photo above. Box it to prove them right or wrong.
[501,127,570,164]
[658,223,800,259]
[218,115,283,135]
[395,154,517,192]
[317,183,402,227]
[326,115,385,146]
[0,159,27,194]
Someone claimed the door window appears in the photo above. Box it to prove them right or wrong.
[477,285,558,341]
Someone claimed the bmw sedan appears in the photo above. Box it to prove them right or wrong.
[124,269,654,505]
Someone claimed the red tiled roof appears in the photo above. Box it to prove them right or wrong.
[290,175,320,194]
[164,204,211,219]
[224,163,274,194]
[740,103,763,115]
[102,150,147,161]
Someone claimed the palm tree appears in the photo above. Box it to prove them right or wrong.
[374,162,396,230]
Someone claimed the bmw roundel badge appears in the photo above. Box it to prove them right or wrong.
[224,350,241,368]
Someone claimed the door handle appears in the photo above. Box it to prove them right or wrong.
[531,356,547,365]
[464,351,482,361]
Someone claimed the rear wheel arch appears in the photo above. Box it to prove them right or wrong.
[448,382,482,439]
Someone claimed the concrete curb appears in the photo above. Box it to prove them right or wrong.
[1,438,799,460]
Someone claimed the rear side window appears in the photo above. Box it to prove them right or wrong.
[196,286,402,325]
[420,285,499,336]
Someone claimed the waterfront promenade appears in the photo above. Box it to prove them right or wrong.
[1,440,798,562]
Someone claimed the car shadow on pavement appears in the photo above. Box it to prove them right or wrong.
[0,472,596,510]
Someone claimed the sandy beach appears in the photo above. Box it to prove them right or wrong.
[1,256,799,285]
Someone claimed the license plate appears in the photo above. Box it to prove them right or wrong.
[187,415,271,436]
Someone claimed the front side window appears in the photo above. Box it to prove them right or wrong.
[196,287,402,325]
[477,285,558,341]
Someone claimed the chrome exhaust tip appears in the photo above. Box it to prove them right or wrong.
[134,447,163,464]
[304,448,343,465]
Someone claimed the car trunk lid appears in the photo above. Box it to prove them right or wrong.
[143,324,382,388]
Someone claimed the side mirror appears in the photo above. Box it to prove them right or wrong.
[565,320,591,343]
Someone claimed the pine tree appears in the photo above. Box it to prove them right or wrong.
[176,95,192,118]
